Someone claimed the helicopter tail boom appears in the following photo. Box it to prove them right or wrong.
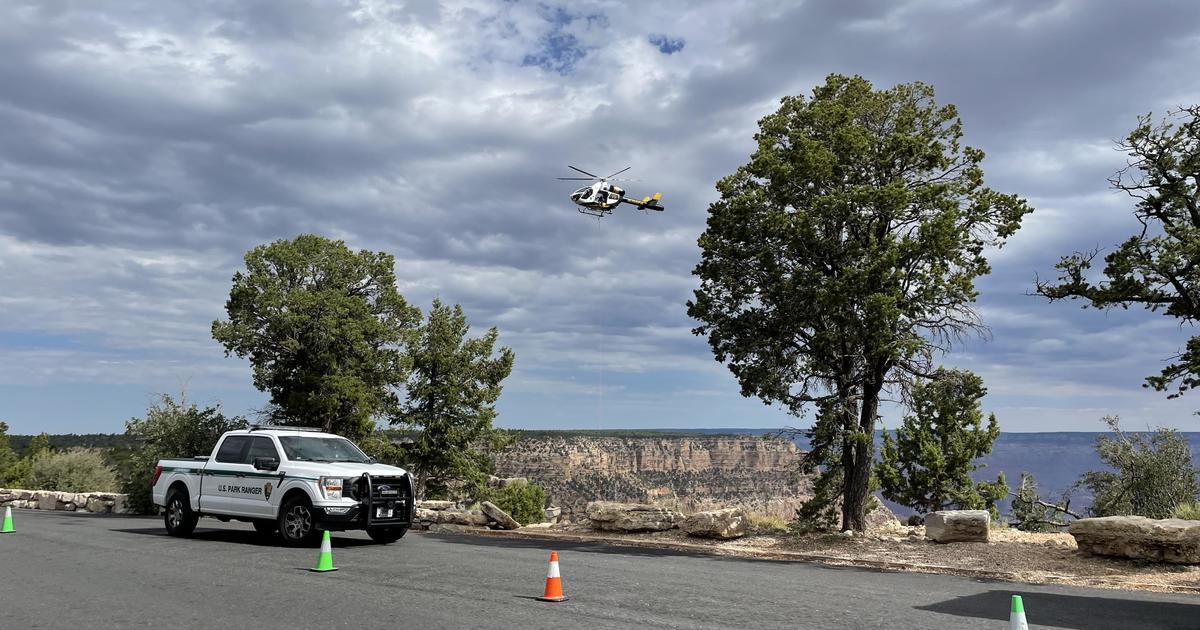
[622,192,664,211]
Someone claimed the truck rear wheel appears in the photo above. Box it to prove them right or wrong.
[366,527,407,544]
[278,495,321,547]
[163,488,198,537]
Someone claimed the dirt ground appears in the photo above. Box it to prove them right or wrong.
[513,523,1200,594]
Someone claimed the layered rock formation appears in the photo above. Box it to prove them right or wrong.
[493,435,812,520]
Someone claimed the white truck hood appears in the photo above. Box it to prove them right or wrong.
[285,461,409,479]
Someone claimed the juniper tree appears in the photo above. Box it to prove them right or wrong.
[212,235,421,439]
[689,74,1031,530]
[876,368,1007,514]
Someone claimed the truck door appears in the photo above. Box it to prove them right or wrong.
[200,435,251,514]
[240,436,282,518]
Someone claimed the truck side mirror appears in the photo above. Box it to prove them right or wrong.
[253,457,279,471]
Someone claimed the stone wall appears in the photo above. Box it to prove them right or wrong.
[0,488,132,514]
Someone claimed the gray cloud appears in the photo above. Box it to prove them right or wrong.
[1,0,1199,433]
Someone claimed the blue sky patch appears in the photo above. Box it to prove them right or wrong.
[521,32,587,74]
[649,33,685,55]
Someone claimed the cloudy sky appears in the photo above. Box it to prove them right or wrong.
[3,0,1200,435]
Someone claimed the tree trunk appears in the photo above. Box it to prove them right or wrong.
[843,377,882,532]
[838,387,859,532]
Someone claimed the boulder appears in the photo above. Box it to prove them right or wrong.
[37,492,59,511]
[682,508,748,539]
[544,506,562,524]
[924,510,990,543]
[1069,516,1200,564]
[480,501,521,530]
[416,500,455,511]
[85,497,110,513]
[586,501,683,533]
[437,509,489,527]
[110,496,131,515]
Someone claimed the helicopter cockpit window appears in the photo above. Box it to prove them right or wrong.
[579,187,593,200]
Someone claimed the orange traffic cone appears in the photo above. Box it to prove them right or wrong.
[536,551,568,602]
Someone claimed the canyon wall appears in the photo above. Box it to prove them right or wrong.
[493,435,812,520]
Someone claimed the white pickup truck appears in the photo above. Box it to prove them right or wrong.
[151,426,414,546]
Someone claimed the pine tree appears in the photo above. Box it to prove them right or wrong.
[393,299,515,499]
[876,368,1007,514]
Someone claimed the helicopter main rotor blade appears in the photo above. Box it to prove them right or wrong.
[557,177,595,180]
[605,166,632,179]
[568,165,599,178]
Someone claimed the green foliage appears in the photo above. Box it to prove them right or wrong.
[1037,106,1200,400]
[877,368,1008,514]
[26,433,52,458]
[0,421,26,487]
[212,234,421,440]
[118,393,247,514]
[689,74,1031,530]
[24,449,119,492]
[393,299,515,499]
[478,480,546,526]
[1080,416,1199,518]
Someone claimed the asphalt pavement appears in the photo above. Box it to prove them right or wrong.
[1,509,1198,629]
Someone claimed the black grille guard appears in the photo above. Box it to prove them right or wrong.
[359,472,414,527]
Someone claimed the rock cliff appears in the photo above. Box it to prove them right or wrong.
[493,435,812,520]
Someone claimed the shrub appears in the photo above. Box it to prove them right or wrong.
[480,480,546,525]
[1079,416,1199,519]
[25,449,118,492]
[746,512,789,535]
[1173,502,1200,521]
[117,393,247,513]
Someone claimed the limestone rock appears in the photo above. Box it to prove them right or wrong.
[480,501,521,530]
[682,507,748,539]
[544,506,562,524]
[586,501,682,532]
[37,491,59,510]
[1070,516,1200,564]
[437,509,489,527]
[416,500,455,511]
[110,496,131,515]
[85,497,110,513]
[925,510,990,543]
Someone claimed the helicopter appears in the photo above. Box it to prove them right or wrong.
[558,165,664,218]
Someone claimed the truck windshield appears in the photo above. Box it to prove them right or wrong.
[278,436,371,463]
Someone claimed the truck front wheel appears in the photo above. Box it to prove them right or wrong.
[163,489,198,537]
[367,527,407,544]
[278,495,321,547]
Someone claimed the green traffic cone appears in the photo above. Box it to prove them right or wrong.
[310,530,337,572]
[1010,595,1028,630]
[1,506,13,534]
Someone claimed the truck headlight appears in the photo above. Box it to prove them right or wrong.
[320,477,343,500]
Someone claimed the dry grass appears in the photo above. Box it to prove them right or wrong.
[745,512,789,535]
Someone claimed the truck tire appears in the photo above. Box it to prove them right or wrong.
[163,488,198,537]
[278,495,321,547]
[252,520,277,536]
[366,527,408,544]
